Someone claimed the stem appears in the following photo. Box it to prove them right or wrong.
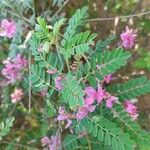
[85,10,150,22]
[1,140,39,150]
[52,0,70,18]
[28,45,32,114]
[6,0,33,28]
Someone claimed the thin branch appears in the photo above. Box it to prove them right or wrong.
[5,0,33,28]
[52,0,70,18]
[85,10,150,22]
[28,46,32,114]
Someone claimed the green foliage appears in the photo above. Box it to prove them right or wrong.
[95,34,116,52]
[63,134,78,150]
[134,50,150,71]
[61,30,97,60]
[36,17,66,45]
[61,7,92,60]
[108,76,150,101]
[0,117,15,140]
[89,48,131,79]
[111,105,150,147]
[79,116,134,150]
[61,74,84,108]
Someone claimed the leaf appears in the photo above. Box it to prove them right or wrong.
[95,34,116,52]
[80,116,134,150]
[61,30,97,60]
[61,6,88,47]
[108,76,150,101]
[63,134,78,150]
[61,74,84,108]
[91,48,131,77]
[0,117,15,140]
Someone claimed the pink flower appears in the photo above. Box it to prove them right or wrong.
[11,88,24,103]
[41,136,50,146]
[41,135,61,150]
[47,69,57,75]
[84,85,106,104]
[76,105,95,120]
[120,26,137,49]
[104,74,113,83]
[49,134,61,150]
[106,96,118,108]
[57,107,72,129]
[124,101,138,120]
[55,76,63,90]
[0,19,16,38]
[2,54,27,84]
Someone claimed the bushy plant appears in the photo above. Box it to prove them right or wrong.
[0,1,150,150]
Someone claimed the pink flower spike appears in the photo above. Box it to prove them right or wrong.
[47,69,57,75]
[41,136,50,146]
[84,87,96,98]
[120,26,137,49]
[84,97,95,105]
[0,19,16,38]
[124,101,138,120]
[104,74,113,83]
[65,119,72,129]
[11,88,24,103]
[106,96,118,108]
[55,76,63,90]
[96,85,106,104]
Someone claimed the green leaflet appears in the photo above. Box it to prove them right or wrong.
[60,7,94,60]
[0,117,15,140]
[92,48,131,77]
[108,105,150,147]
[61,7,88,46]
[95,34,116,52]
[35,17,66,45]
[29,34,63,70]
[61,74,84,108]
[61,30,97,60]
[30,64,51,91]
[107,76,150,101]
[63,134,78,150]
[80,116,134,150]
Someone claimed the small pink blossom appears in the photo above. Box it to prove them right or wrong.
[55,76,63,90]
[41,136,50,146]
[41,135,61,150]
[49,134,61,150]
[84,85,106,104]
[124,101,138,120]
[11,88,24,103]
[104,74,113,83]
[57,107,72,129]
[47,69,57,75]
[120,26,137,49]
[0,19,16,38]
[76,105,95,120]
[2,54,28,84]
[106,96,118,108]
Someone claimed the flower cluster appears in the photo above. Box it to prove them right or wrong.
[120,26,137,49]
[2,54,28,84]
[0,19,16,38]
[11,88,24,103]
[57,107,72,129]
[41,134,61,150]
[124,101,138,120]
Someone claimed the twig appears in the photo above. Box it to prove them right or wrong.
[85,10,150,22]
[1,140,39,150]
[28,40,32,114]
[5,0,33,28]
[52,0,70,18]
